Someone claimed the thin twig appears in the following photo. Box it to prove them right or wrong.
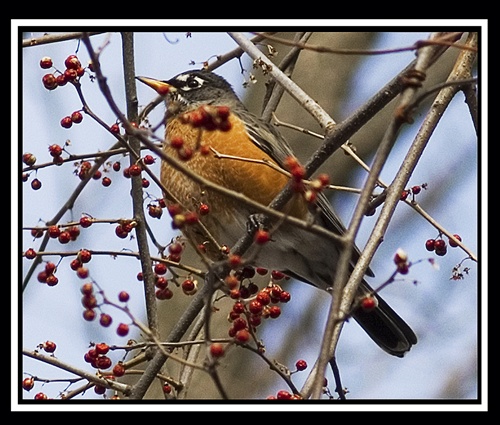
[254,32,473,56]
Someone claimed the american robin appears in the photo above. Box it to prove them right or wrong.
[136,69,417,357]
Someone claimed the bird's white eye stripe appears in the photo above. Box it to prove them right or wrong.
[174,75,205,91]
[174,74,190,82]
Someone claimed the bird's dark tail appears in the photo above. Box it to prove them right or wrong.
[352,283,417,357]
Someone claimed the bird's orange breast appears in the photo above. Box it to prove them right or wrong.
[161,113,307,219]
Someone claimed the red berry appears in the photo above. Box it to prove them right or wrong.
[37,271,48,283]
[95,342,109,355]
[271,270,285,281]
[115,225,129,239]
[47,225,61,238]
[210,343,225,358]
[143,154,155,165]
[34,392,48,400]
[56,74,67,86]
[71,111,83,123]
[155,287,174,300]
[425,239,436,251]
[39,57,53,69]
[110,124,120,134]
[25,248,37,259]
[434,239,446,251]
[78,249,92,263]
[113,363,126,377]
[280,291,291,303]
[42,73,58,90]
[268,305,281,318]
[80,283,94,295]
[96,355,112,370]
[60,116,73,128]
[22,377,35,391]
[235,329,250,343]
[23,152,37,166]
[232,301,245,314]
[276,390,292,400]
[295,359,307,371]
[154,262,167,275]
[360,296,378,312]
[199,203,210,216]
[58,231,71,244]
[127,163,141,176]
[256,291,271,306]
[43,340,57,353]
[182,279,197,295]
[148,204,163,218]
[116,323,129,337]
[254,229,271,245]
[64,68,78,82]
[155,276,168,289]
[435,246,448,256]
[64,54,81,70]
[83,309,96,321]
[81,294,97,309]
[118,291,130,302]
[48,144,63,157]
[400,190,410,201]
[95,356,112,369]
[256,267,268,276]
[184,211,199,225]
[94,385,106,395]
[102,176,112,187]
[249,300,263,315]
[99,313,113,327]
[448,233,462,248]
[46,274,59,289]
[31,178,42,190]
[76,267,89,279]
[411,185,421,195]
[44,262,56,275]
[70,258,82,271]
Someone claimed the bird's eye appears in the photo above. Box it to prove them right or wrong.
[187,77,200,88]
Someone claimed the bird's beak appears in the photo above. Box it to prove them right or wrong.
[136,76,175,96]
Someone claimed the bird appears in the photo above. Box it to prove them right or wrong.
[136,69,417,357]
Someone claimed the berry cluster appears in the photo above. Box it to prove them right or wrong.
[36,260,59,287]
[29,223,81,244]
[84,342,112,370]
[225,267,291,343]
[60,110,83,129]
[136,240,186,301]
[425,233,462,257]
[284,156,306,193]
[180,105,232,132]
[114,219,137,239]
[168,135,211,161]
[40,54,87,91]
[22,153,42,190]
[282,156,330,204]
[119,157,155,189]
[165,203,200,230]
[80,282,130,337]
